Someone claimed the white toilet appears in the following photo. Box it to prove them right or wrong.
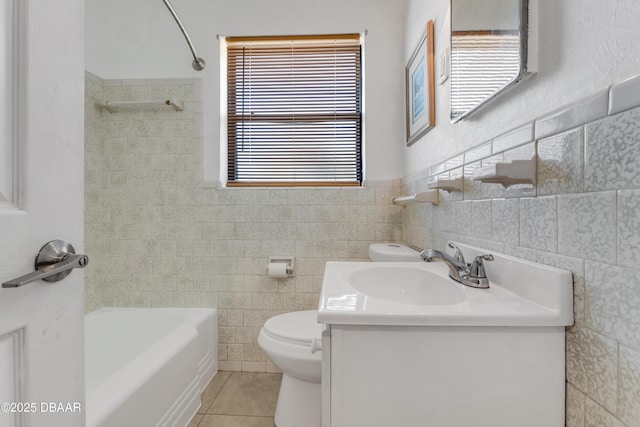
[258,243,420,427]
[258,310,323,427]
[368,242,422,262]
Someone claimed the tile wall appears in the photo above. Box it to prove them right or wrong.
[84,73,403,372]
[85,71,639,424]
[401,76,640,427]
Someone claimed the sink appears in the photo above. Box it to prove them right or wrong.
[318,242,574,327]
[348,265,466,305]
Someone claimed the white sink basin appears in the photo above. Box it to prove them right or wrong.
[349,265,466,305]
[318,242,574,327]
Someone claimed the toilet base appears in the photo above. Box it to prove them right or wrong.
[274,373,321,427]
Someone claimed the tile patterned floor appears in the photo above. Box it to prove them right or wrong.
[188,371,282,427]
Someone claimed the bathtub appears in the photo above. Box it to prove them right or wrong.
[85,308,217,427]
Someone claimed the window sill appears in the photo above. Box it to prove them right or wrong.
[226,182,362,188]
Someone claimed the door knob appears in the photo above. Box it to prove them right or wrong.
[2,240,89,288]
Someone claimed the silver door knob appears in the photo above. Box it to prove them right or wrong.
[2,240,89,288]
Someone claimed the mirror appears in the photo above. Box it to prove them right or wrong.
[450,0,530,122]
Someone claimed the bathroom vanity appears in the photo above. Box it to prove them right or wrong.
[318,243,573,427]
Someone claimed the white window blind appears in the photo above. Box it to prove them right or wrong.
[226,34,362,187]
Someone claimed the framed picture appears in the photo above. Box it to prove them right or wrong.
[406,20,435,146]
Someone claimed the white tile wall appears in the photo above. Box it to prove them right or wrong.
[519,196,558,252]
[567,325,618,413]
[492,121,534,153]
[557,191,617,261]
[619,345,640,425]
[490,198,519,246]
[618,189,640,269]
[84,74,403,372]
[585,107,640,191]
[609,74,640,116]
[401,76,640,426]
[535,88,609,140]
[585,262,640,352]
[537,127,584,195]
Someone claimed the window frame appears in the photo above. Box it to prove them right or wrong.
[223,34,364,187]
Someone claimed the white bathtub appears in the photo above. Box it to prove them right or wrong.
[85,308,217,427]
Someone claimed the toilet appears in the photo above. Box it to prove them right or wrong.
[258,310,323,427]
[258,243,420,427]
[368,242,423,262]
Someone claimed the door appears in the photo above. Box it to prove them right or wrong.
[0,1,85,426]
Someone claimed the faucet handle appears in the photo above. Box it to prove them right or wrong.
[447,242,466,265]
[469,254,493,279]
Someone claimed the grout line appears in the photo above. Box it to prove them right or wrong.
[192,413,204,427]
[202,414,278,421]
[197,413,277,426]
[200,371,233,414]
[614,189,619,267]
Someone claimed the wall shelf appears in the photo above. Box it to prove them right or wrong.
[97,99,184,113]
[473,156,537,188]
[427,176,463,193]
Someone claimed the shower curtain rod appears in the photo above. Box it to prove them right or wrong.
[161,0,206,71]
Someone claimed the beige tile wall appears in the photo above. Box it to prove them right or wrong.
[84,74,403,372]
[401,95,640,426]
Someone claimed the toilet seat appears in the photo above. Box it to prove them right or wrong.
[262,310,322,348]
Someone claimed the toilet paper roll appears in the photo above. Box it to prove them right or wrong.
[268,262,289,279]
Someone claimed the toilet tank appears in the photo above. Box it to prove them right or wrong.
[368,243,421,262]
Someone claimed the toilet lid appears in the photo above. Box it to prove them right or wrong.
[263,310,323,347]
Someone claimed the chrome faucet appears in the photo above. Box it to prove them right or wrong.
[420,242,494,289]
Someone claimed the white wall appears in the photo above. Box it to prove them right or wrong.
[85,0,405,182]
[404,0,640,176]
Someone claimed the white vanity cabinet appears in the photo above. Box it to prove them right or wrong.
[318,243,573,427]
[321,323,566,427]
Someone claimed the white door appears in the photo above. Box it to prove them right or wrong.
[0,0,85,426]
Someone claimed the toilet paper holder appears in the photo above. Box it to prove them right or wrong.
[268,256,295,278]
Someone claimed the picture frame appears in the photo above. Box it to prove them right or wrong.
[406,20,435,146]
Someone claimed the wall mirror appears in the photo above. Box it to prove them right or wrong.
[450,0,530,123]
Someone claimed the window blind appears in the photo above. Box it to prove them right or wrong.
[226,34,362,186]
[450,31,521,120]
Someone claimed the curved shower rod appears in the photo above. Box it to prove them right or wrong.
[161,0,206,71]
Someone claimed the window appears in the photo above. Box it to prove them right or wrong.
[225,34,362,186]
